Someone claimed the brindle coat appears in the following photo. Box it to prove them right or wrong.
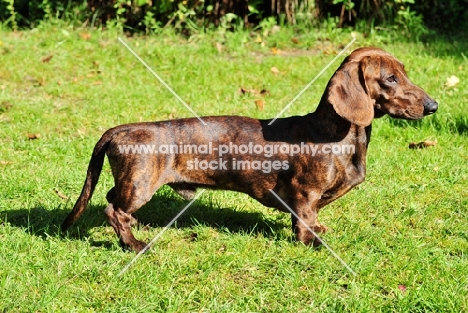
[62,47,438,252]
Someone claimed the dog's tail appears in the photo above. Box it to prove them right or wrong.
[61,131,112,232]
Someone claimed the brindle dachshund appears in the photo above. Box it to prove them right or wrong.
[62,47,438,252]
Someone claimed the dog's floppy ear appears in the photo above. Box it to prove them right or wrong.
[327,55,379,127]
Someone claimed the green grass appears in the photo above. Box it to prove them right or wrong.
[0,25,467,312]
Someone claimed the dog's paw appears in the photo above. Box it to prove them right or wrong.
[119,239,149,253]
[313,223,328,233]
[132,240,149,253]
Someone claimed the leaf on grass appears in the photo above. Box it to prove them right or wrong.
[0,101,12,112]
[271,25,281,34]
[255,99,265,111]
[409,140,437,149]
[92,81,102,85]
[291,37,300,44]
[188,232,198,242]
[42,55,53,63]
[445,75,460,88]
[80,32,91,41]
[270,66,280,74]
[27,133,40,140]
[25,75,46,86]
[239,87,269,96]
[397,285,407,294]
[0,160,11,165]
[271,47,281,55]
[24,75,38,83]
[215,42,224,53]
[54,188,69,200]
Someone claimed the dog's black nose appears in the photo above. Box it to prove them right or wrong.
[423,99,438,115]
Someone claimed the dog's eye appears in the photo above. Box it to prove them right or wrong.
[387,75,397,83]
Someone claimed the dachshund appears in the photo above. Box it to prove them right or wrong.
[62,47,438,252]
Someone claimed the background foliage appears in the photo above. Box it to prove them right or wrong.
[1,0,468,35]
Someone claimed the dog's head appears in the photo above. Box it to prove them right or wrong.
[326,47,438,126]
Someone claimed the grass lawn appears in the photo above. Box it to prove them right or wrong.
[0,24,467,312]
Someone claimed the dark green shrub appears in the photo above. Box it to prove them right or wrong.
[0,0,466,35]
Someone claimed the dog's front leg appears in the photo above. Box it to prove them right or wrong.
[292,191,327,247]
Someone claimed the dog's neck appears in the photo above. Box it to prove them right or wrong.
[309,99,372,146]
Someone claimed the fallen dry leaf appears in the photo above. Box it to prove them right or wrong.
[24,75,39,83]
[80,32,91,41]
[271,47,281,55]
[239,87,269,96]
[54,188,69,200]
[25,75,46,86]
[0,160,11,165]
[271,25,281,34]
[255,99,265,111]
[42,55,53,63]
[27,133,41,140]
[188,232,198,242]
[92,81,102,85]
[0,101,13,112]
[445,75,460,88]
[270,66,280,74]
[409,140,437,149]
[397,285,407,294]
[291,37,300,44]
[215,42,224,53]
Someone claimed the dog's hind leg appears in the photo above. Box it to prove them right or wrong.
[104,202,147,252]
[106,187,138,226]
[104,181,161,252]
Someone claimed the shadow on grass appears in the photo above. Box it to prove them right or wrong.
[0,191,290,250]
